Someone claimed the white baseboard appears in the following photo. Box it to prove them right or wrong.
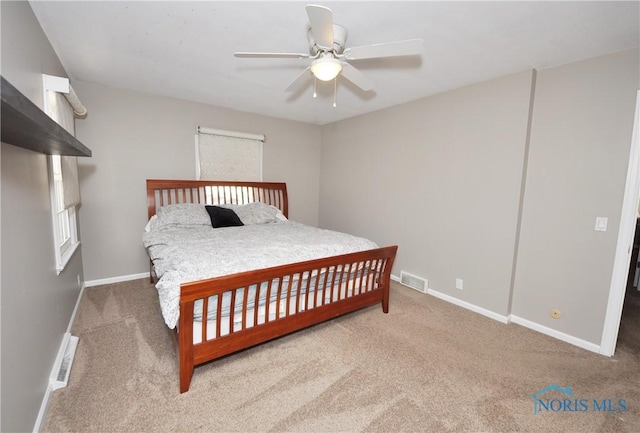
[85,272,150,288]
[33,280,85,433]
[392,274,599,354]
[67,280,86,333]
[426,288,511,324]
[392,274,509,323]
[33,382,54,433]
[509,314,601,354]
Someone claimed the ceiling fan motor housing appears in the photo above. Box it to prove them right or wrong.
[308,24,347,55]
[234,4,423,94]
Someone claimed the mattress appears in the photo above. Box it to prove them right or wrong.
[143,219,378,329]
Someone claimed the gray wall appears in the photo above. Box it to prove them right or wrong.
[319,48,638,346]
[512,49,640,343]
[1,2,84,432]
[320,70,535,317]
[77,48,638,349]
[73,82,322,282]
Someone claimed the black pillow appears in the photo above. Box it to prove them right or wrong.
[205,205,244,228]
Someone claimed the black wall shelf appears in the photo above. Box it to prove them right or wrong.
[1,76,92,157]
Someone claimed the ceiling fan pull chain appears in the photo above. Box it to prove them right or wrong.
[333,77,337,108]
[313,76,317,98]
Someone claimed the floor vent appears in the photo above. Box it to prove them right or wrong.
[400,271,428,293]
[52,334,79,390]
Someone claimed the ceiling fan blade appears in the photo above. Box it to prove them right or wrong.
[235,52,311,59]
[343,39,423,60]
[285,67,312,92]
[306,4,334,50]
[340,63,374,92]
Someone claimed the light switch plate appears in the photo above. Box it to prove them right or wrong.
[595,217,608,232]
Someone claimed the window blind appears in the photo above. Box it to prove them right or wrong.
[196,127,264,181]
[46,88,80,208]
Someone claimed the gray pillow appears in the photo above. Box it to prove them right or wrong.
[220,202,280,225]
[151,204,211,231]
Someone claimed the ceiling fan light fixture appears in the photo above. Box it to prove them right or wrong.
[310,56,342,81]
[237,5,424,96]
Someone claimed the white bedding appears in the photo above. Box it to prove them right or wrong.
[142,221,378,329]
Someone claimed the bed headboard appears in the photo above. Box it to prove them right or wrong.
[146,179,288,220]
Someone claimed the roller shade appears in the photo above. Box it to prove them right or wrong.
[196,127,263,181]
[45,77,81,207]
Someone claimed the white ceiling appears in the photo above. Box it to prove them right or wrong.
[29,1,639,126]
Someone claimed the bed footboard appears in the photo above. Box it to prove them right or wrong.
[177,245,397,393]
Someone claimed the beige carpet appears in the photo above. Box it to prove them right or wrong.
[42,280,640,432]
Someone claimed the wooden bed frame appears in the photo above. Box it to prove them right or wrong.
[146,179,397,393]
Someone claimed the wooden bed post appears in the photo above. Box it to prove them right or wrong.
[382,285,390,314]
[178,297,195,394]
[381,246,397,314]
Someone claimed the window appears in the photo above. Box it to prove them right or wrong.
[50,154,77,267]
[196,127,264,181]
[43,74,85,274]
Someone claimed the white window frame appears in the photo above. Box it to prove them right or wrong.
[195,127,264,181]
[49,155,79,272]
[43,75,81,274]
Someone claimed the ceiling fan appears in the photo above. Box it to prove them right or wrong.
[234,4,423,103]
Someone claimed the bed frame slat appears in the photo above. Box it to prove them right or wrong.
[147,179,288,220]
[202,296,208,341]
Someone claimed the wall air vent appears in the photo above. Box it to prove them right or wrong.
[400,271,428,293]
[51,334,79,390]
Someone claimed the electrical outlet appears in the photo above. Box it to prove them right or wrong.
[455,278,463,290]
[550,309,562,319]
